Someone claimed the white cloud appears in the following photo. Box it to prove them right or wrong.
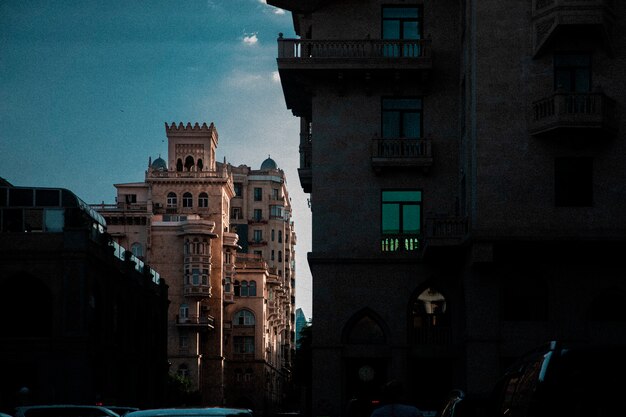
[272,71,281,83]
[242,32,259,46]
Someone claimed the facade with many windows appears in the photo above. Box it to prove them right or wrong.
[270,0,626,415]
[94,123,296,413]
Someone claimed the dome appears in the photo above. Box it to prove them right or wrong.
[260,156,278,170]
[151,156,167,171]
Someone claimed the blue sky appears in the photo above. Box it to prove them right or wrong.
[0,0,312,318]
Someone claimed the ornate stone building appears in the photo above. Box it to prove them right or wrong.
[95,123,296,413]
[269,0,626,415]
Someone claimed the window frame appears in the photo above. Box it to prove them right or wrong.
[182,192,193,208]
[382,5,423,40]
[381,97,424,139]
[198,192,209,208]
[166,192,177,208]
[553,52,592,92]
[381,189,423,236]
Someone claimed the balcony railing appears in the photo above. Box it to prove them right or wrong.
[371,138,433,170]
[176,314,215,329]
[410,326,452,345]
[184,284,212,298]
[278,38,432,63]
[381,217,468,253]
[530,91,618,136]
[424,217,468,240]
[381,234,421,253]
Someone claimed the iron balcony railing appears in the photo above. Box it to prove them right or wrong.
[381,217,468,253]
[176,314,215,328]
[530,91,618,135]
[278,38,432,60]
[372,138,432,159]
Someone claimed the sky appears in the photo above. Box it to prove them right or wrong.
[0,0,313,319]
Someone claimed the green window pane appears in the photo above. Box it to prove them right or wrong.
[403,205,421,234]
[383,98,422,110]
[383,21,400,39]
[403,21,420,39]
[383,7,419,19]
[382,203,400,234]
[383,111,400,138]
[403,112,421,138]
[382,191,422,202]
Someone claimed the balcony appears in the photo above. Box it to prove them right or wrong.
[277,37,432,117]
[223,292,235,304]
[176,314,215,330]
[184,284,212,299]
[298,143,312,193]
[531,0,615,56]
[371,137,433,172]
[529,91,618,137]
[381,235,421,253]
[277,37,432,69]
[248,218,268,225]
[423,216,469,247]
[248,239,267,247]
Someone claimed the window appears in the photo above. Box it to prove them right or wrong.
[254,230,263,242]
[124,194,137,204]
[270,205,283,219]
[382,6,422,57]
[179,303,189,319]
[271,229,275,241]
[234,280,241,296]
[381,190,422,252]
[192,268,200,285]
[184,155,194,171]
[241,280,249,297]
[234,183,243,197]
[254,187,263,201]
[232,207,242,219]
[198,192,208,208]
[382,98,423,139]
[166,192,177,208]
[179,335,189,349]
[182,192,193,208]
[555,157,593,207]
[224,277,231,293]
[271,250,275,261]
[249,280,257,296]
[178,363,189,378]
[278,230,283,243]
[272,188,279,200]
[554,53,591,92]
[234,336,255,354]
[254,209,263,221]
[234,310,255,326]
[131,242,143,258]
[278,251,282,262]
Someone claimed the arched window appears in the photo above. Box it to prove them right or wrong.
[224,277,232,293]
[234,280,241,296]
[278,251,282,262]
[343,309,386,344]
[183,192,193,208]
[131,242,143,258]
[241,280,249,297]
[178,363,189,378]
[278,230,283,243]
[197,158,204,171]
[184,239,190,255]
[409,287,450,345]
[249,280,257,296]
[167,192,177,208]
[176,159,183,172]
[234,310,255,326]
[184,156,194,171]
[198,192,208,208]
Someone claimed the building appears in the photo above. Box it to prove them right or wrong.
[0,184,169,411]
[225,161,297,412]
[95,123,296,413]
[269,0,626,415]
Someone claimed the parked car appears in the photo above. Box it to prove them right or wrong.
[487,341,626,417]
[124,409,252,417]
[14,405,120,417]
[100,408,138,417]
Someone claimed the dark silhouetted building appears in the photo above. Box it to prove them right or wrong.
[269,0,626,415]
[0,185,169,411]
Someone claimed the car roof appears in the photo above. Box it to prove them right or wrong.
[15,405,120,417]
[125,409,252,417]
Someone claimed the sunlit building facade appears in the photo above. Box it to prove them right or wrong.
[95,123,296,413]
[270,0,626,415]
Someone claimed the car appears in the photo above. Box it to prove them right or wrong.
[487,341,626,417]
[14,405,120,417]
[100,408,139,417]
[124,409,252,417]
